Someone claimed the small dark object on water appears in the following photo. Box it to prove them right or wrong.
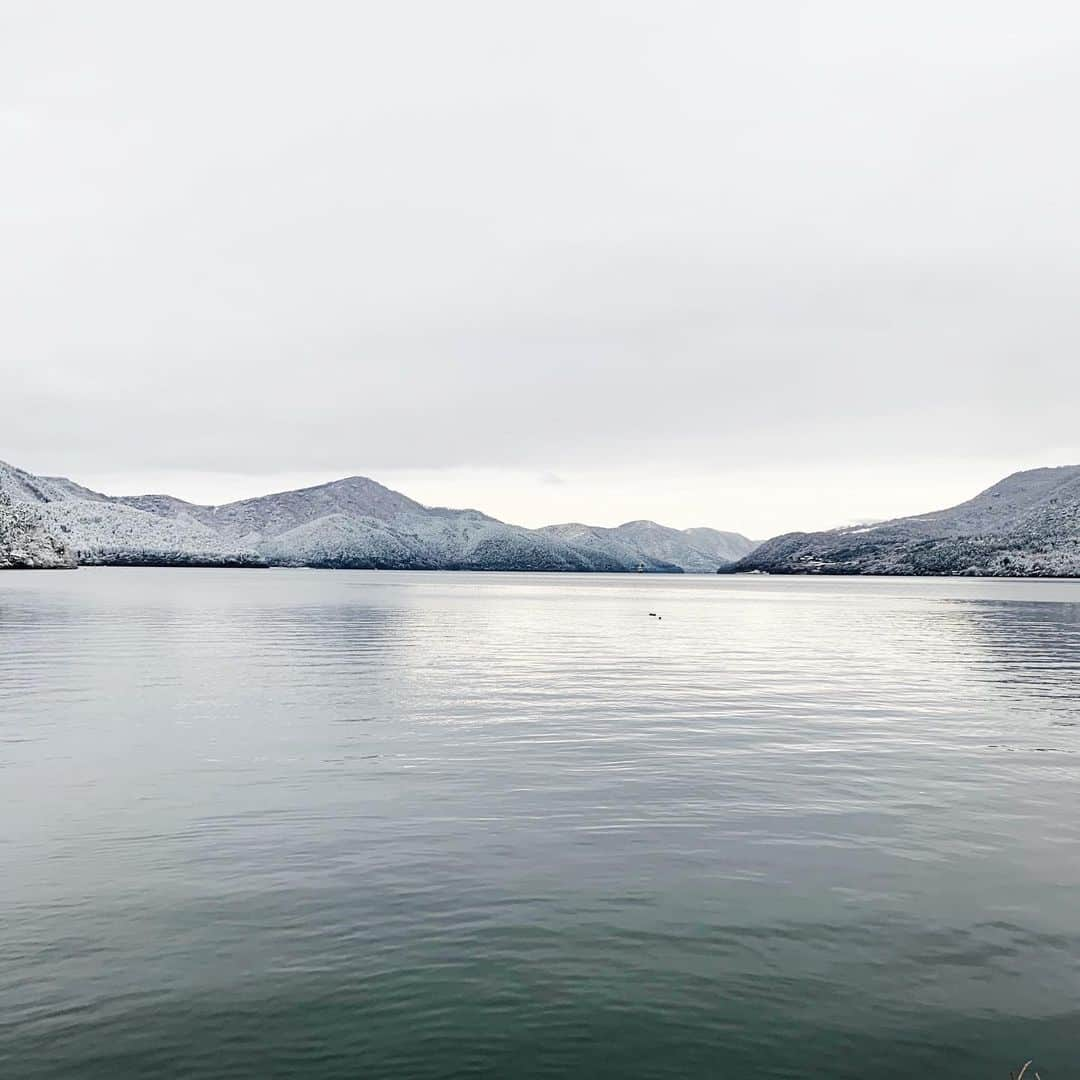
[648,612,657,616]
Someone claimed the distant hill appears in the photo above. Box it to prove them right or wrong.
[0,460,753,572]
[723,466,1080,577]
[540,520,756,573]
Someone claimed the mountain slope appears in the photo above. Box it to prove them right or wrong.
[0,460,750,572]
[724,466,1080,577]
[0,490,75,569]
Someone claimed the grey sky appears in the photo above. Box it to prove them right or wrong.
[3,1,1078,536]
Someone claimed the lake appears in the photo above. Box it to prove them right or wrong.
[1,569,1078,1078]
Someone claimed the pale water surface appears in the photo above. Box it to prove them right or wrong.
[1,569,1078,1078]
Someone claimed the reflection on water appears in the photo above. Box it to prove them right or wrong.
[1,570,1078,1079]
[945,598,1080,728]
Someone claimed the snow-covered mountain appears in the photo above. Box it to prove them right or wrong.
[0,462,262,566]
[0,460,753,572]
[0,489,76,569]
[540,520,756,573]
[724,465,1080,577]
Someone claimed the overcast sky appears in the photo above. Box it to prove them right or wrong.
[3,1,1078,537]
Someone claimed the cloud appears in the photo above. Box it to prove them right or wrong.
[1,1,1077,530]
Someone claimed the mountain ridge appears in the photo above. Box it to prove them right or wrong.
[0,460,754,572]
[540,519,754,573]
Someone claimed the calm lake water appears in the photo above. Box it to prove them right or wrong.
[1,569,1078,1079]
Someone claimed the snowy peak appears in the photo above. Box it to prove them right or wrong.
[117,474,425,537]
[203,475,426,539]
